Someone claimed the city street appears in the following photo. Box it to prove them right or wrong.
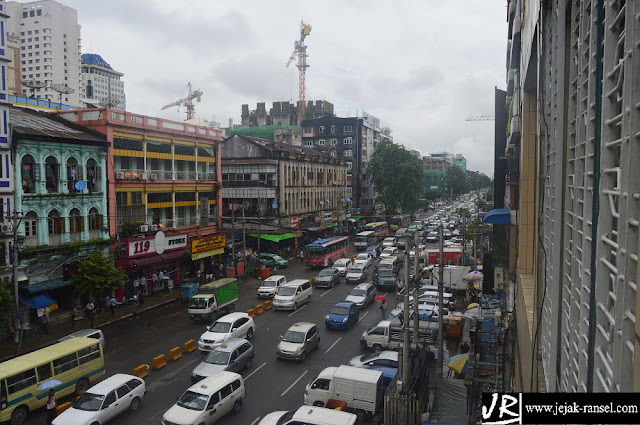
[24,249,402,425]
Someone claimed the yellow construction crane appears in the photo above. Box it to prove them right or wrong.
[161,82,203,120]
[286,20,311,125]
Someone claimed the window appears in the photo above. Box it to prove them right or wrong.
[345,149,353,157]
[330,138,337,146]
[116,192,128,206]
[116,385,130,399]
[220,384,233,400]
[330,151,336,157]
[78,344,101,365]
[304,140,313,147]
[318,139,325,146]
[69,208,83,233]
[86,158,100,192]
[311,378,331,390]
[7,370,36,394]
[103,391,116,407]
[22,11,27,18]
[330,125,335,134]
[21,155,37,193]
[231,379,241,391]
[207,393,220,409]
[37,364,52,381]
[319,126,325,134]
[48,210,64,235]
[344,137,353,144]
[53,353,78,374]
[347,162,353,170]
[37,9,42,16]
[45,157,59,193]
[126,379,143,390]
[344,125,353,133]
[131,192,143,205]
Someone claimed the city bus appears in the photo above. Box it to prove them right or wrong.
[0,337,105,425]
[364,221,389,238]
[304,236,350,268]
[354,231,379,251]
[388,215,411,231]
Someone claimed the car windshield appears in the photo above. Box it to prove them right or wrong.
[262,280,277,287]
[177,390,208,411]
[334,260,348,267]
[273,255,284,261]
[318,270,334,276]
[379,270,394,278]
[282,330,305,343]
[359,352,381,362]
[330,306,350,315]
[276,410,296,425]
[355,254,368,261]
[428,232,437,237]
[382,249,394,254]
[350,288,366,297]
[347,267,363,274]
[278,286,297,296]
[208,321,231,333]
[188,298,207,309]
[72,392,104,411]
[204,349,231,365]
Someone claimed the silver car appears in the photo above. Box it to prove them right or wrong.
[276,322,320,361]
[191,338,254,383]
[345,283,377,308]
[345,265,366,284]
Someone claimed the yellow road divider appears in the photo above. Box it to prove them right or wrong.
[254,304,264,315]
[133,364,150,379]
[247,308,255,317]
[56,402,71,415]
[152,354,167,370]
[184,339,196,353]
[169,347,182,362]
[264,300,272,310]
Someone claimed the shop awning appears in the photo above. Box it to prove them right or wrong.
[351,215,364,222]
[248,233,297,242]
[21,279,71,294]
[20,294,58,311]
[483,208,513,225]
[324,223,337,228]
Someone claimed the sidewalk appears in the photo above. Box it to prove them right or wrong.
[1,291,180,361]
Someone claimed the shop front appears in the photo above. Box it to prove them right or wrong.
[115,231,190,300]
[191,233,227,282]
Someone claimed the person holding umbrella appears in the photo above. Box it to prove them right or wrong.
[45,389,57,424]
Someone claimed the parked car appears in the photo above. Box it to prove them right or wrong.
[276,322,320,361]
[52,374,145,425]
[259,252,288,268]
[379,247,398,259]
[353,253,372,269]
[325,301,359,330]
[198,312,255,352]
[382,237,397,248]
[259,406,357,425]
[347,350,399,369]
[314,267,341,288]
[345,265,366,284]
[333,258,352,277]
[191,338,254,383]
[345,283,377,308]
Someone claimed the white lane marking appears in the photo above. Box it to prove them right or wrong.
[325,337,342,354]
[250,417,261,425]
[320,287,335,297]
[281,370,308,397]
[358,311,368,322]
[288,304,307,317]
[244,362,267,381]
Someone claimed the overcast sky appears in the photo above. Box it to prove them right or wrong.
[57,0,506,176]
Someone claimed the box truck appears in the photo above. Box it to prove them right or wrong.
[188,277,239,321]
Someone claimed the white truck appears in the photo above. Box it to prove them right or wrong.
[256,275,286,298]
[187,278,239,321]
[359,318,438,352]
[304,365,383,421]
[420,265,471,291]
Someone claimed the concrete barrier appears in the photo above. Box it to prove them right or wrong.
[152,354,167,370]
[254,304,264,315]
[169,347,182,362]
[133,364,150,379]
[246,308,255,318]
[264,300,272,310]
[56,402,71,415]
[184,339,196,353]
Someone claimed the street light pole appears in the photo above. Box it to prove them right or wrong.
[438,224,444,377]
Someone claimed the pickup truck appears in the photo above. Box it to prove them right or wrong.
[360,317,438,352]
[188,278,239,321]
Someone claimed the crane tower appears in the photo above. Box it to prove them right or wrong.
[286,21,311,125]
[161,82,203,120]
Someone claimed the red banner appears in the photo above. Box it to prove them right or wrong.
[290,217,299,229]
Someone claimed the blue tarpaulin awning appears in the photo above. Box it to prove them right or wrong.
[483,208,512,225]
[20,294,57,310]
[21,280,71,294]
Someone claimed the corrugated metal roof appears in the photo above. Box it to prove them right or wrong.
[10,107,107,144]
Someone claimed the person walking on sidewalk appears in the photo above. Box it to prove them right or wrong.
[70,306,77,328]
[85,301,95,328]
[108,296,117,317]
[45,389,57,425]
[299,250,305,263]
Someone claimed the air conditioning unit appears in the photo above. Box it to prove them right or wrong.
[139,172,147,180]
[150,224,159,232]
[494,267,506,290]
[0,224,10,234]
[116,171,125,179]
[149,173,158,180]
[139,224,149,233]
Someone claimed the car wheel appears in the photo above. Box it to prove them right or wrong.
[75,377,90,396]
[355,409,367,422]
[307,295,311,304]
[232,398,242,413]
[313,401,325,407]
[246,328,254,340]
[300,350,306,361]
[346,321,351,329]
[10,406,27,425]
[316,337,320,348]
[294,302,298,310]
[373,344,383,353]
[245,356,253,369]
[130,396,141,411]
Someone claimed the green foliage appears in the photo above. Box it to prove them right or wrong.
[445,165,469,194]
[366,140,424,214]
[119,222,141,238]
[70,250,126,296]
[468,172,491,191]
[486,188,494,202]
[424,189,443,201]
[0,284,13,323]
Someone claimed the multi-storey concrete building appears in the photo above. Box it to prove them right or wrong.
[422,155,447,192]
[240,100,334,127]
[6,32,21,95]
[7,0,81,105]
[221,134,348,231]
[501,0,640,393]
[80,53,125,110]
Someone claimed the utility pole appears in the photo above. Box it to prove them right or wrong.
[242,206,247,274]
[12,211,25,356]
[412,230,419,352]
[231,206,236,272]
[402,234,412,395]
[462,213,467,266]
[438,224,444,377]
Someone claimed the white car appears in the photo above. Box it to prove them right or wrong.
[53,374,145,425]
[353,253,372,269]
[257,275,286,298]
[345,283,377,308]
[198,312,255,352]
[379,247,398,259]
[382,237,396,248]
[333,258,352,276]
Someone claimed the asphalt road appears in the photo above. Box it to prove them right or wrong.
[25,249,404,425]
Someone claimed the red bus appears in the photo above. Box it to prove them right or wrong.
[304,236,350,268]
[364,221,389,238]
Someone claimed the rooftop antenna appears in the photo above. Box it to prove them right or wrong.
[50,83,75,104]
[23,80,46,98]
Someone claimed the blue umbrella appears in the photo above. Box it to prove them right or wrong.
[37,379,62,390]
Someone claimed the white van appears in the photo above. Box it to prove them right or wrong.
[272,279,312,311]
[161,371,245,425]
[259,406,356,425]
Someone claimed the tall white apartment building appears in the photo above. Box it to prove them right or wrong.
[7,0,81,105]
[80,53,125,110]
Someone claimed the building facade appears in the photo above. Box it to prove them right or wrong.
[422,156,447,192]
[80,53,125,110]
[56,108,224,292]
[241,100,334,127]
[7,0,81,105]
[6,31,20,95]
[220,134,348,231]
[502,0,640,393]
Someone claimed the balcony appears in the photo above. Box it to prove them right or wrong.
[116,169,214,181]
[198,171,217,181]
[223,180,277,188]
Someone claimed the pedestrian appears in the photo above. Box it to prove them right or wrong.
[219,262,224,278]
[300,250,305,263]
[459,339,471,354]
[380,300,388,319]
[85,300,95,328]
[138,290,145,307]
[41,313,50,335]
[396,279,404,293]
[45,389,57,425]
[152,272,158,291]
[70,306,77,328]
[108,296,117,317]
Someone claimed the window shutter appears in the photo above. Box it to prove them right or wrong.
[34,163,41,181]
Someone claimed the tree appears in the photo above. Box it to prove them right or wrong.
[468,172,491,191]
[70,250,126,296]
[366,140,424,214]
[445,164,468,195]
[0,284,13,324]
[424,189,443,201]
